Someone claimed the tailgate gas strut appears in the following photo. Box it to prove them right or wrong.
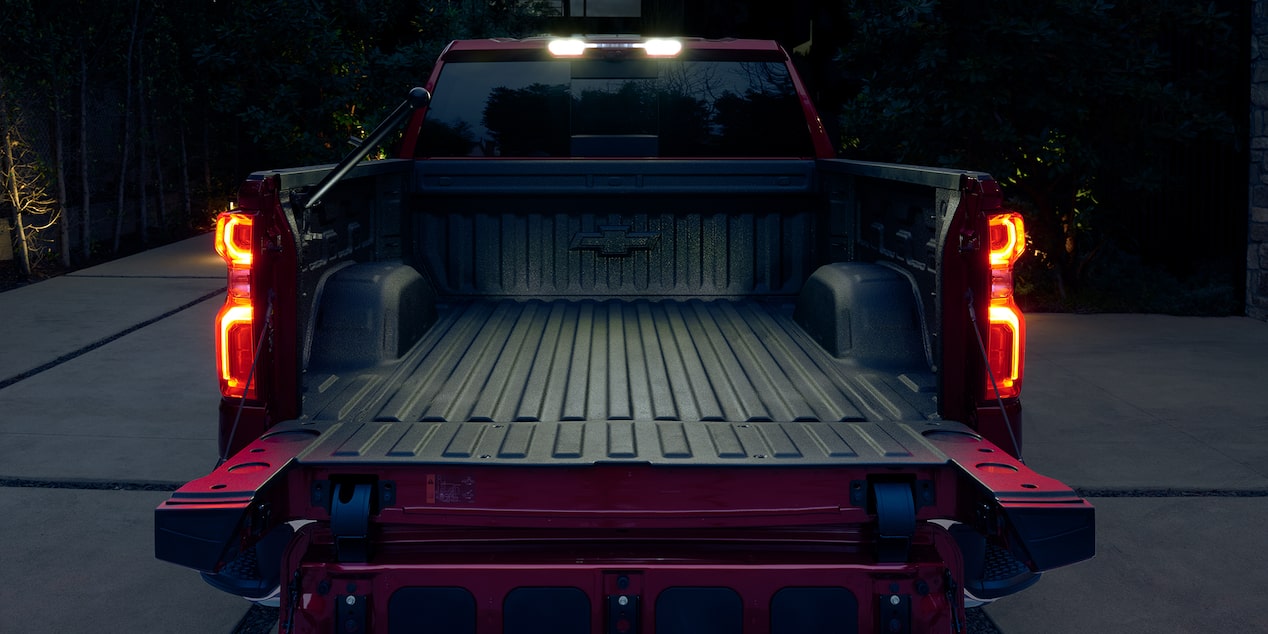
[298,86,430,211]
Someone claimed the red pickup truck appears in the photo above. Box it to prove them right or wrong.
[156,36,1093,633]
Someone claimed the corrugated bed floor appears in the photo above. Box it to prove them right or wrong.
[304,298,937,425]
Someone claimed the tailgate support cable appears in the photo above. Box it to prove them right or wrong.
[221,291,275,464]
[965,289,1023,463]
[945,569,964,634]
[282,568,301,634]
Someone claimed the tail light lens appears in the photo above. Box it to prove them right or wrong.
[215,213,254,267]
[988,212,1024,268]
[985,212,1025,400]
[215,212,257,399]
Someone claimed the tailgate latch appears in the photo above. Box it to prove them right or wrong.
[872,481,916,563]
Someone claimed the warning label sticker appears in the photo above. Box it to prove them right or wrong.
[426,474,475,504]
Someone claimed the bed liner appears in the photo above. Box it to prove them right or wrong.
[294,292,954,466]
[304,297,938,428]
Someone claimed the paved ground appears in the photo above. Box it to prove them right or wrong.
[0,235,247,632]
[1,234,1266,632]
[983,312,1268,633]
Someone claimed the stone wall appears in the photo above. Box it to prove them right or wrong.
[1252,1,1268,320]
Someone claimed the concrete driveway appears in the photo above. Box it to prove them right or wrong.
[1,234,1265,632]
[983,313,1268,633]
[0,235,249,632]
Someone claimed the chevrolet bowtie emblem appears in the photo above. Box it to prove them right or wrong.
[569,225,661,256]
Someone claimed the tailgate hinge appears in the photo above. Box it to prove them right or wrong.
[331,482,373,563]
[872,481,916,563]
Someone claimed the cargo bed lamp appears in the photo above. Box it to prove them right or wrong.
[548,37,682,57]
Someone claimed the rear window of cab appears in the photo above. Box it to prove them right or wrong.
[416,59,814,158]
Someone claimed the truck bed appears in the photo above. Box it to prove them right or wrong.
[156,41,1096,632]
[304,297,937,427]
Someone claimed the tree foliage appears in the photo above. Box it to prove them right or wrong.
[0,0,1247,311]
[0,86,59,277]
[190,0,556,167]
[0,0,555,278]
[834,0,1241,302]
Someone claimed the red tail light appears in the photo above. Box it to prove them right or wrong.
[986,213,1025,400]
[214,213,254,267]
[215,212,257,399]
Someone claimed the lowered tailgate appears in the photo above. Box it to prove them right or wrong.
[156,418,1092,633]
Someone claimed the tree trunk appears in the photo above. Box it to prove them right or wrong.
[79,51,91,262]
[52,94,70,268]
[147,36,166,242]
[203,113,212,203]
[153,120,166,240]
[137,42,149,247]
[112,0,142,254]
[179,121,191,229]
[0,85,33,278]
